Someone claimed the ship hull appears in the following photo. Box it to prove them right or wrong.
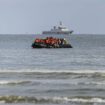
[42,31,73,35]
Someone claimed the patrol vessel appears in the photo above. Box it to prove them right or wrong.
[42,22,73,35]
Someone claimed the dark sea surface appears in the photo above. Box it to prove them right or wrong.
[0,34,105,105]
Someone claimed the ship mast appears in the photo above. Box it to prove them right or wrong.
[60,21,62,26]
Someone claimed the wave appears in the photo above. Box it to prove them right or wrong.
[1,69,105,79]
[0,80,31,85]
[0,69,105,73]
[77,81,105,86]
[0,95,105,104]
[0,79,105,87]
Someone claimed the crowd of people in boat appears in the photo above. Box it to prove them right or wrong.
[34,37,68,48]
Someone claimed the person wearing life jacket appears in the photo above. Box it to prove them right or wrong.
[58,39,62,45]
[40,39,44,44]
[44,38,50,47]
[35,38,40,43]
[63,38,68,44]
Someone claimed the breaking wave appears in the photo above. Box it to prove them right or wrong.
[0,69,105,79]
[0,80,31,85]
[0,69,105,73]
[0,69,105,74]
[0,96,105,104]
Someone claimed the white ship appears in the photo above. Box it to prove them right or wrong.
[42,22,73,35]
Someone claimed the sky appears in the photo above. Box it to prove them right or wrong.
[0,0,105,34]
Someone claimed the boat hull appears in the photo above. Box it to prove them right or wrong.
[32,42,72,48]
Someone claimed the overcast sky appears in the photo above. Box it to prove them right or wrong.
[0,0,105,34]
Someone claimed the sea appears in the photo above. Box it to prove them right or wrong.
[0,34,105,105]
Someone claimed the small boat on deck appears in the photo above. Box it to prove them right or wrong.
[32,37,72,48]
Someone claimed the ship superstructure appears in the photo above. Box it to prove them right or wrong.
[42,22,73,35]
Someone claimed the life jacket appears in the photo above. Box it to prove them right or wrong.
[45,39,50,44]
[35,39,40,43]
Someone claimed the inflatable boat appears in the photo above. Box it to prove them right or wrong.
[32,37,72,48]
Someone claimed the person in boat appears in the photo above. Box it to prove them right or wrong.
[63,38,68,44]
[34,37,69,48]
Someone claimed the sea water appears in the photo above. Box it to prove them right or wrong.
[0,34,105,105]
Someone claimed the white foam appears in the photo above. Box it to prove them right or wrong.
[0,96,104,104]
[75,81,105,85]
[0,80,30,85]
[68,98,105,103]
[0,101,5,104]
[0,81,10,84]
[0,69,105,74]
[53,97,105,103]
